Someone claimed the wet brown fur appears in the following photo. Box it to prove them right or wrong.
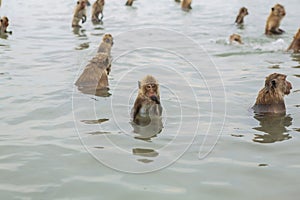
[132,75,162,124]
[92,0,105,23]
[229,34,243,44]
[287,28,300,53]
[265,4,286,35]
[72,0,87,27]
[125,0,134,6]
[235,7,249,24]
[181,0,192,11]
[253,73,292,114]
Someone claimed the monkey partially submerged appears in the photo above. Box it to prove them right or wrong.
[75,34,114,95]
[265,4,286,35]
[235,7,249,25]
[252,73,292,114]
[181,0,192,11]
[92,0,105,23]
[72,0,87,28]
[131,75,163,125]
[287,28,300,53]
[0,16,12,35]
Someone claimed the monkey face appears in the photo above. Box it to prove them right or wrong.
[77,0,86,9]
[241,7,248,16]
[272,4,286,17]
[0,17,9,27]
[266,73,292,96]
[145,84,157,97]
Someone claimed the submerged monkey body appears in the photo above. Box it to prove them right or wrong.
[253,73,292,114]
[72,0,87,27]
[132,75,162,125]
[287,29,300,53]
[235,7,248,24]
[75,34,113,92]
[265,4,286,35]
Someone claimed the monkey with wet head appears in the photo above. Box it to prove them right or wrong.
[265,4,286,35]
[72,0,87,28]
[132,75,163,125]
[235,7,248,25]
[92,0,105,23]
[229,34,243,44]
[75,34,113,93]
[0,16,12,35]
[287,28,300,53]
[181,0,192,11]
[252,73,292,114]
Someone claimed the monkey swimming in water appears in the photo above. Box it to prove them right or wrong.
[229,33,243,44]
[72,0,87,28]
[252,73,292,114]
[131,75,163,125]
[125,0,134,6]
[0,16,12,35]
[235,7,249,25]
[92,0,105,23]
[265,4,286,35]
[181,0,192,11]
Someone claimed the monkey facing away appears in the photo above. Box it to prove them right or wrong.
[72,0,87,28]
[252,73,292,114]
[235,7,249,24]
[75,34,114,93]
[229,33,243,44]
[131,75,163,125]
[97,33,113,75]
[0,16,12,35]
[287,28,300,53]
[265,4,286,35]
[92,0,105,23]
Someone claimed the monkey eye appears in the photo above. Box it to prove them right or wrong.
[146,84,156,90]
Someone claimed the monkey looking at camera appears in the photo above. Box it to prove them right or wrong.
[92,0,105,23]
[181,0,192,11]
[0,16,12,35]
[235,7,248,24]
[265,4,286,35]
[131,75,163,125]
[125,0,134,6]
[229,34,243,44]
[287,28,300,53]
[72,0,87,28]
[252,73,292,114]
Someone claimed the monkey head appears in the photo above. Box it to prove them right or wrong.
[139,75,160,104]
[0,16,9,28]
[77,0,86,9]
[102,34,114,46]
[271,4,286,18]
[229,34,243,44]
[240,7,249,16]
[264,73,292,96]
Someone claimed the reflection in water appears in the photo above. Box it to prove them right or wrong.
[131,116,163,141]
[252,114,293,143]
[77,87,111,97]
[72,27,87,37]
[132,148,159,163]
[290,53,300,64]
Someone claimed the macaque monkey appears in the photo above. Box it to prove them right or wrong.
[181,0,192,11]
[252,73,292,114]
[97,33,113,75]
[131,75,163,125]
[265,4,286,35]
[0,16,12,35]
[229,34,243,44]
[75,34,113,92]
[125,0,134,6]
[287,28,300,53]
[72,0,87,28]
[235,7,249,24]
[92,0,105,23]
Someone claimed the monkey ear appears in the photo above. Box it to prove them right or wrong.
[271,79,277,88]
[138,81,141,89]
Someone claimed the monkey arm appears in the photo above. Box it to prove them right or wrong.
[82,15,87,23]
[5,30,12,34]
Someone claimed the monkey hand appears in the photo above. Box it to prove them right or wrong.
[150,96,160,104]
[82,15,87,24]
